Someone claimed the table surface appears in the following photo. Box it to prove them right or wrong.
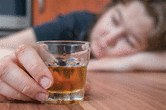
[0,71,166,110]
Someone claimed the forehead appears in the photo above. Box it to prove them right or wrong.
[118,1,155,38]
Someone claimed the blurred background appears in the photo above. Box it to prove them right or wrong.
[0,0,109,37]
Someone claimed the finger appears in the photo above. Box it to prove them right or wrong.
[37,44,57,64]
[0,79,32,101]
[0,61,49,101]
[15,45,54,90]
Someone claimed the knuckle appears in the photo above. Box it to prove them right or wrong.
[0,59,10,79]
[21,84,41,99]
[28,63,46,79]
[15,44,33,57]
[28,63,42,73]
[21,85,32,95]
[15,45,28,57]
[0,80,4,92]
[14,91,30,101]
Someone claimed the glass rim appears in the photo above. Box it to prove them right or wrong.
[36,40,90,45]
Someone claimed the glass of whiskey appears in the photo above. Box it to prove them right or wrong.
[36,41,90,105]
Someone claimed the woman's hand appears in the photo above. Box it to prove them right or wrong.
[0,44,90,102]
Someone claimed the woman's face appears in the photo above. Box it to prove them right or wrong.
[90,1,155,59]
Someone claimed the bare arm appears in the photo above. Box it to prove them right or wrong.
[88,51,166,72]
[131,52,166,71]
[0,28,37,58]
[0,28,36,49]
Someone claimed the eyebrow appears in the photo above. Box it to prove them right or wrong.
[116,8,142,45]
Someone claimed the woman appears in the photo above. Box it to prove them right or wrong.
[0,0,165,102]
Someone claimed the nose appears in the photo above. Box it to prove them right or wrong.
[101,27,125,47]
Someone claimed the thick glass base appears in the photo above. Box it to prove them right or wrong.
[45,88,84,105]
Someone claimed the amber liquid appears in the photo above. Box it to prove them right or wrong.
[48,66,87,93]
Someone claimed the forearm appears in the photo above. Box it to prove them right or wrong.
[88,52,166,72]
[131,52,166,71]
[0,28,37,49]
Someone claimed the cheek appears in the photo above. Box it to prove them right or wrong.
[91,19,110,40]
[91,29,104,39]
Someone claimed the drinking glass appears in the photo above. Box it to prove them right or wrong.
[36,41,90,104]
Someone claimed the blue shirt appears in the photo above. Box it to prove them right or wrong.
[33,11,96,41]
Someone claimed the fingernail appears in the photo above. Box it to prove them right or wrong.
[40,76,52,89]
[36,93,48,101]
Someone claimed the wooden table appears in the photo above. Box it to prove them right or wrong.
[0,71,166,110]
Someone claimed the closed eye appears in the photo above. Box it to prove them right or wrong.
[125,36,135,48]
[112,16,119,26]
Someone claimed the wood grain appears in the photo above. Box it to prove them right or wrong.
[0,71,166,110]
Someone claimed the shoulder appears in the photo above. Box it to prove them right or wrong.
[68,11,96,18]
[61,11,95,18]
[57,11,96,24]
